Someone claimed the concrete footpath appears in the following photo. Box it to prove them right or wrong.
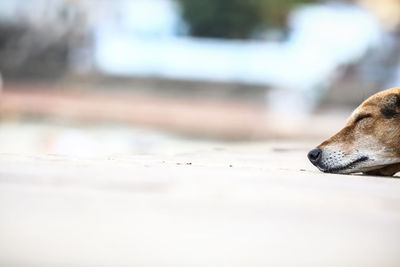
[0,141,400,267]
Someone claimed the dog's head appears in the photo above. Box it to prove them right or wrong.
[308,87,400,174]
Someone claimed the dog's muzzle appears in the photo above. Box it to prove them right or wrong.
[307,147,370,173]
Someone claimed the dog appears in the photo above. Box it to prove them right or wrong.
[307,87,400,176]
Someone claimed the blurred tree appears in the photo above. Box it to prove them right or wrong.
[176,0,317,39]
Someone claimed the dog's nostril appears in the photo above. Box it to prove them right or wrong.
[307,148,322,164]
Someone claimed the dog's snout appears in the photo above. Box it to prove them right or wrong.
[307,148,322,165]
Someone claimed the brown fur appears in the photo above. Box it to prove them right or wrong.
[310,87,400,176]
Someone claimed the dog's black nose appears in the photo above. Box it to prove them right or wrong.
[307,148,322,165]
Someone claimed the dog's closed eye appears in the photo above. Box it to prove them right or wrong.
[355,114,372,123]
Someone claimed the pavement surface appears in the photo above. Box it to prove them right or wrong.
[0,140,400,267]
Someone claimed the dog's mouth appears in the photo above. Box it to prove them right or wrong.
[318,156,369,174]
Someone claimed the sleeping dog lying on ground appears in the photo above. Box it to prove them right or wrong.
[308,87,400,176]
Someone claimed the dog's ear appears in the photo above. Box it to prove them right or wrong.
[380,93,400,119]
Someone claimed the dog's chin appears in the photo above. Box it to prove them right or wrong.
[319,166,360,174]
[318,156,370,174]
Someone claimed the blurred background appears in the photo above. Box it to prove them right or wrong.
[0,0,399,155]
